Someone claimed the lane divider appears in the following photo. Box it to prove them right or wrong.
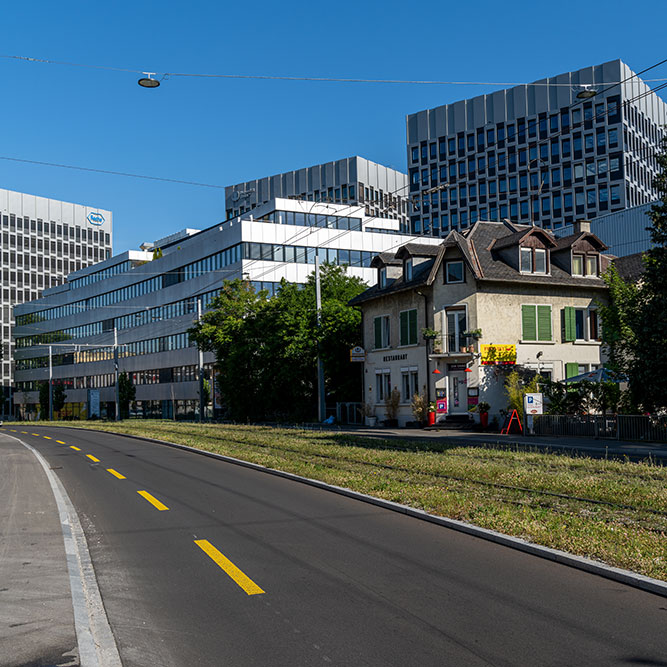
[86,455,100,463]
[194,539,265,595]
[31,433,40,436]
[70,446,81,451]
[107,469,126,480]
[137,490,169,511]
[57,440,66,445]
[44,436,52,440]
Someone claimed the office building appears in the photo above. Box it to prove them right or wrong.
[12,198,438,419]
[1,188,112,416]
[406,59,667,235]
[225,156,410,232]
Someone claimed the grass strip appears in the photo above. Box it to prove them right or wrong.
[24,420,667,581]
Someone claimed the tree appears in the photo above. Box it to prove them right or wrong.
[52,382,67,415]
[118,372,136,419]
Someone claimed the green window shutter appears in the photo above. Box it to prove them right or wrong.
[565,362,579,379]
[522,305,537,341]
[408,309,417,345]
[537,305,552,341]
[399,311,408,346]
[374,317,382,349]
[563,306,576,342]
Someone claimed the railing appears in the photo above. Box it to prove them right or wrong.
[432,334,474,354]
[336,402,364,425]
[534,414,667,443]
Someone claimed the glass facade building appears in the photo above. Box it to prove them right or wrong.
[405,59,667,235]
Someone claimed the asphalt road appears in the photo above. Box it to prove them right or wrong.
[4,426,667,667]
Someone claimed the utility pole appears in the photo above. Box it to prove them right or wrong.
[48,345,53,421]
[315,254,326,422]
[114,327,120,421]
[197,298,205,423]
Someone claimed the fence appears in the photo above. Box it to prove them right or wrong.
[534,414,667,443]
[336,402,363,425]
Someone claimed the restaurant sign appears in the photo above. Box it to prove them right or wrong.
[480,344,517,365]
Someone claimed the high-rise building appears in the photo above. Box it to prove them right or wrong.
[405,59,667,235]
[225,156,410,232]
[1,188,112,416]
[12,198,437,420]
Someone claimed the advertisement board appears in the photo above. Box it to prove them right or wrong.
[480,344,517,365]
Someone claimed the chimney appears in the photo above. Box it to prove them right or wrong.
[573,219,591,234]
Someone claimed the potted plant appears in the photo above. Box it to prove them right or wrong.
[410,392,428,426]
[383,387,401,428]
[360,403,377,427]
[422,327,442,353]
[428,401,437,426]
[464,328,483,340]
[476,401,491,428]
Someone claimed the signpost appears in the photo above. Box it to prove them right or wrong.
[349,346,365,363]
[523,392,544,435]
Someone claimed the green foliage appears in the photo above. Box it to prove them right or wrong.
[118,372,136,419]
[38,382,49,419]
[202,378,211,406]
[52,383,67,414]
[411,392,428,423]
[504,370,540,419]
[384,387,401,421]
[152,247,163,260]
[599,140,667,412]
[188,265,366,422]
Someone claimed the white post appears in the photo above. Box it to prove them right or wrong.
[48,345,53,421]
[315,254,325,422]
[198,298,204,423]
[114,327,120,421]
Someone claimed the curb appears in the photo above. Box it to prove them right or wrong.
[36,425,667,598]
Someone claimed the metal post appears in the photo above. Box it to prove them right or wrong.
[315,254,325,422]
[48,345,53,421]
[114,327,120,421]
[198,298,204,423]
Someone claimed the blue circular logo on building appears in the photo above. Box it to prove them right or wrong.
[87,212,105,226]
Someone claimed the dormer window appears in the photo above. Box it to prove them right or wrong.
[404,258,413,281]
[572,253,598,277]
[572,254,584,276]
[379,266,387,288]
[586,255,598,276]
[520,247,548,274]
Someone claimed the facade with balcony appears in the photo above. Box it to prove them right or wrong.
[350,219,611,427]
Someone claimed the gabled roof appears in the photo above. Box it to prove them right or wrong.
[553,232,608,252]
[492,226,557,250]
[395,243,440,260]
[370,251,402,269]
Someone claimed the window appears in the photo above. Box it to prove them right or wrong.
[522,304,552,341]
[572,254,584,275]
[375,370,391,402]
[586,255,598,276]
[379,267,387,288]
[374,315,390,349]
[399,309,418,346]
[446,308,467,352]
[589,309,600,340]
[445,260,464,283]
[404,258,413,281]
[401,368,419,402]
[534,248,547,273]
[520,247,532,272]
[563,306,601,342]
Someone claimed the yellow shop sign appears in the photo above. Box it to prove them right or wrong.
[481,344,517,365]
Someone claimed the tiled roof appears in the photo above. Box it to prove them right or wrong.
[613,252,645,281]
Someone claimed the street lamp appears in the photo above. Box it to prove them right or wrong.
[138,72,160,88]
[575,85,597,99]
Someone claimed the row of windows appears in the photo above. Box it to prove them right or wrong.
[16,244,244,325]
[374,367,420,403]
[374,308,420,350]
[242,242,376,268]
[257,210,362,231]
[15,331,194,370]
[69,261,133,290]
[410,99,621,166]
[1,215,111,245]
[15,365,201,392]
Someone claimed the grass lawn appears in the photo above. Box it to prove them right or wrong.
[23,420,667,581]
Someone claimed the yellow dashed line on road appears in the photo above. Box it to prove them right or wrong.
[107,469,126,479]
[10,429,17,432]
[20,431,28,434]
[44,436,52,440]
[194,539,265,596]
[31,433,40,436]
[56,440,66,444]
[70,446,81,451]
[137,490,169,511]
[86,455,100,463]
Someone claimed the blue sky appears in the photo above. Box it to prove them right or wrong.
[1,0,665,253]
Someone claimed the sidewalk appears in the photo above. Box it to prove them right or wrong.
[0,435,78,666]
[334,425,667,462]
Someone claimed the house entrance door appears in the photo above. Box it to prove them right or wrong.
[448,371,467,413]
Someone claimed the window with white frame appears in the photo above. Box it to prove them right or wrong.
[374,315,391,349]
[563,306,601,342]
[375,370,391,402]
[404,258,413,281]
[379,267,387,288]
[401,367,419,402]
[520,247,548,274]
[445,260,464,284]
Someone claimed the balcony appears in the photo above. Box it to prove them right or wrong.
[430,334,475,358]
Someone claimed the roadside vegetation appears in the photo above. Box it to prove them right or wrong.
[33,420,667,581]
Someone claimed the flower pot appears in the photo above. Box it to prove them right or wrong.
[365,416,377,427]
[428,411,436,426]
[480,412,489,428]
